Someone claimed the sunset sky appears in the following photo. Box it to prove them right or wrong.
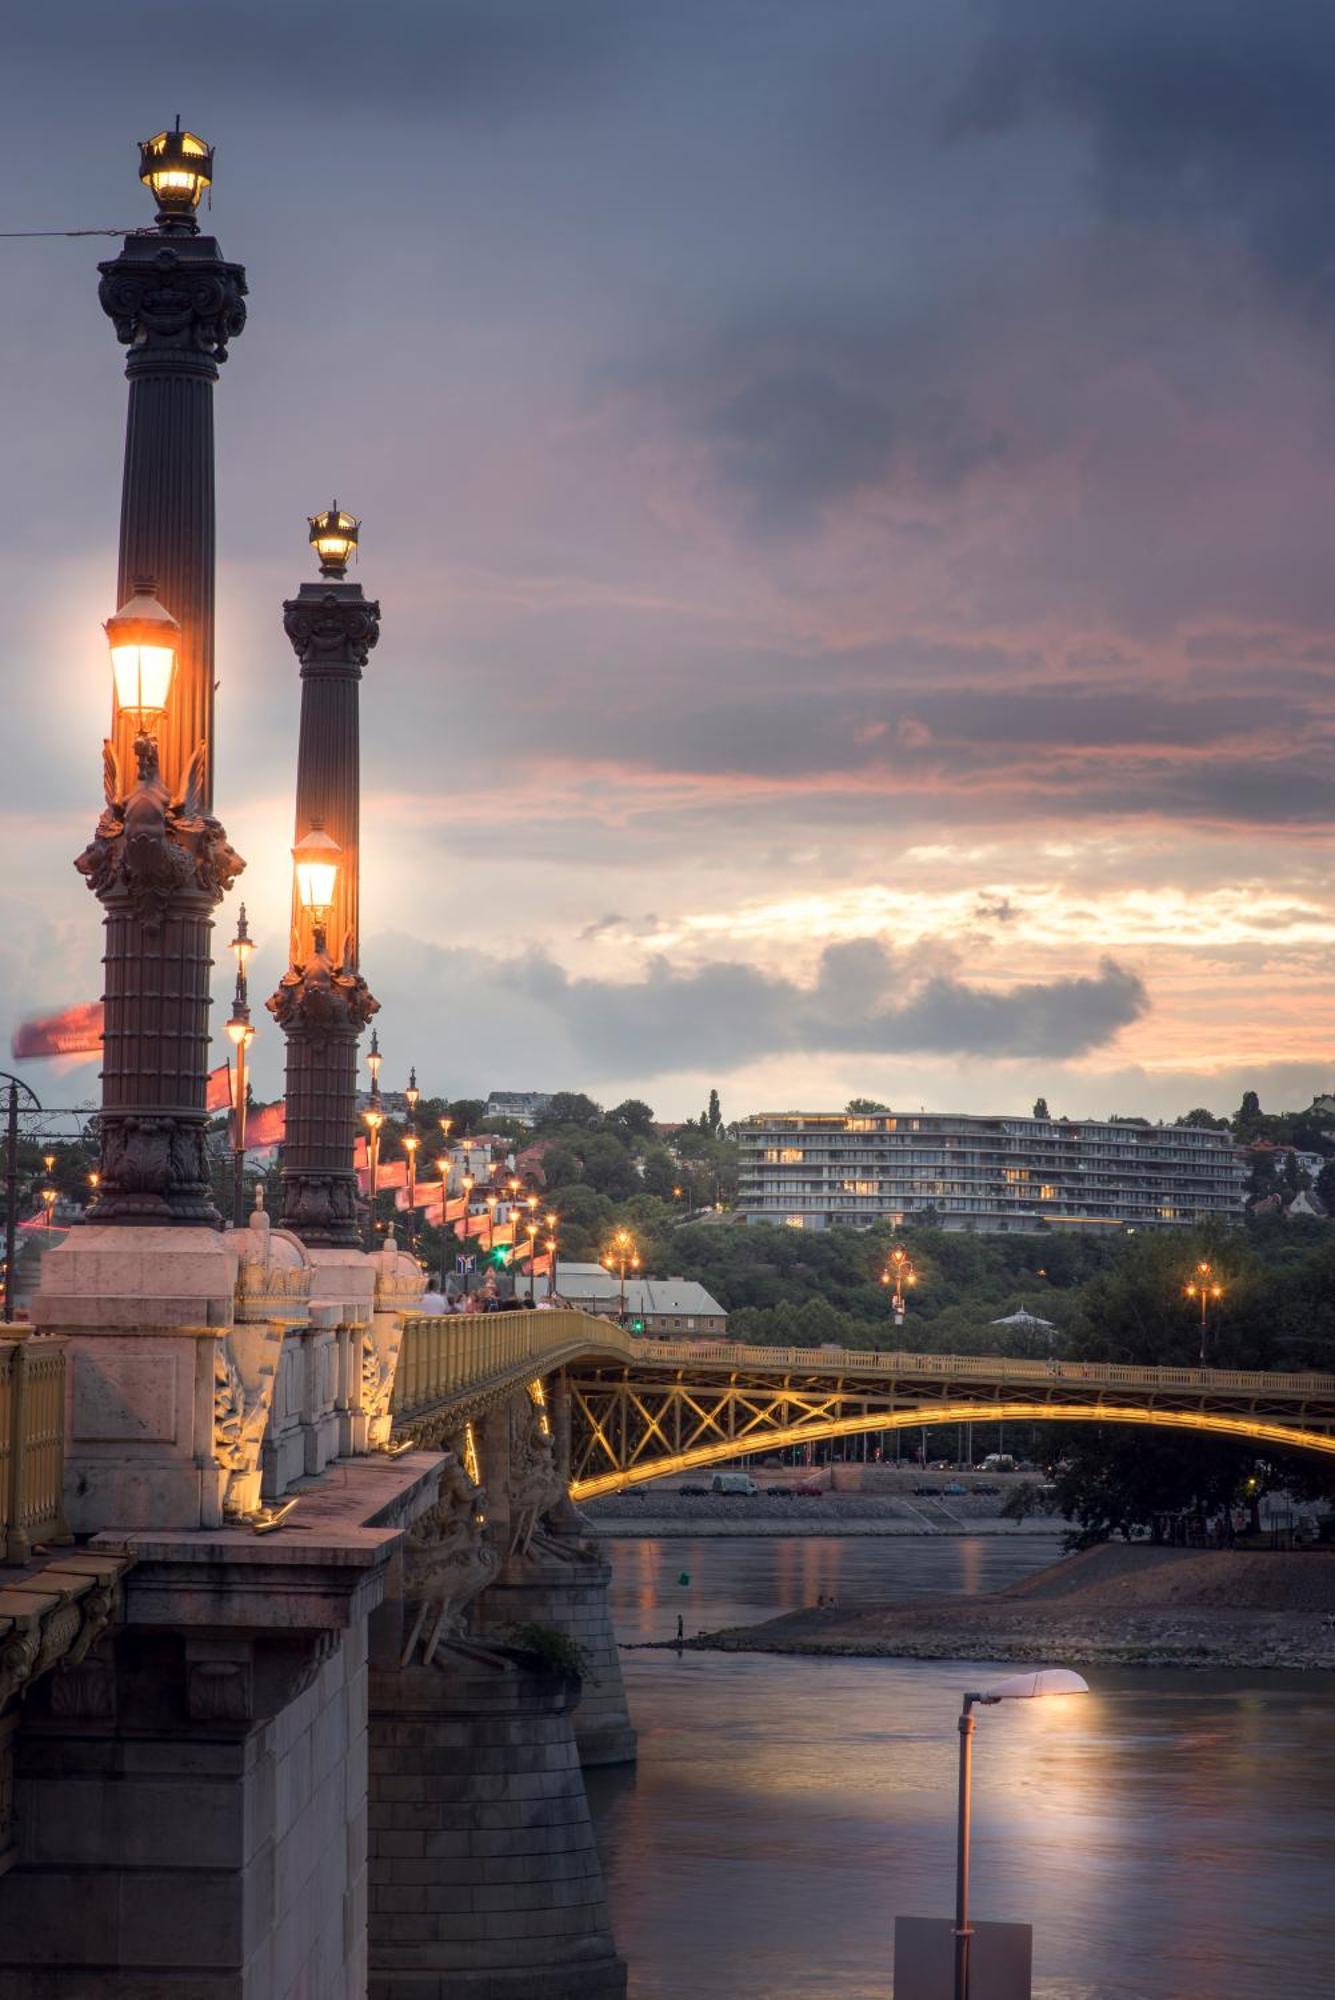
[5,1,1335,1123]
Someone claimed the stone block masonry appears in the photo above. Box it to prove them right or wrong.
[368,1655,626,1999]
[474,1551,636,1768]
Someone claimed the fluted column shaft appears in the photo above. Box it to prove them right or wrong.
[98,230,247,808]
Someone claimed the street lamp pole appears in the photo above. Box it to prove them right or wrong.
[950,1669,1088,2000]
[1184,1258,1224,1367]
[268,512,380,1248]
[224,904,255,1226]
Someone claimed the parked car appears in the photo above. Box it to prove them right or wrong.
[970,1483,1002,1496]
[677,1483,710,1497]
[763,1485,796,1497]
[914,1484,943,1496]
[791,1483,824,1498]
[943,1481,968,1495]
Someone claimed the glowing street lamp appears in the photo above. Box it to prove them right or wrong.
[1184,1258,1225,1367]
[952,1668,1089,2000]
[293,824,341,954]
[603,1226,639,1323]
[405,1067,420,1115]
[882,1245,917,1327]
[106,580,180,733]
[362,1102,384,1251]
[484,1192,498,1251]
[138,121,214,230]
[41,1185,57,1230]
[307,503,360,578]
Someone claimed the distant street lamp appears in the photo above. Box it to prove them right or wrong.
[224,903,255,1225]
[952,1668,1089,2000]
[41,1185,57,1230]
[484,1192,498,1252]
[603,1226,639,1322]
[403,1129,420,1255]
[405,1067,420,1116]
[882,1246,917,1326]
[1184,1258,1225,1367]
[367,1027,383,1094]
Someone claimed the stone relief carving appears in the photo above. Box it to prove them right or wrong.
[77,734,243,925]
[213,1328,281,1519]
[233,1187,315,1320]
[507,1393,570,1562]
[399,1451,498,1667]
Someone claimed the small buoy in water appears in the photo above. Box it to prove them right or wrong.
[678,1572,690,1586]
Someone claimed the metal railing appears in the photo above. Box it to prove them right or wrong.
[390,1308,1335,1424]
[0,1333,68,1564]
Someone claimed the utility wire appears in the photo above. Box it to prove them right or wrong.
[0,226,142,239]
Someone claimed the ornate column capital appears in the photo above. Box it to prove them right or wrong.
[98,234,248,373]
[283,583,381,673]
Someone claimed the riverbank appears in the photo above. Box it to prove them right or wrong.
[674,1544,1335,1669]
[582,1488,1065,1537]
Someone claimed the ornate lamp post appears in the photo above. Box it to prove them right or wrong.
[98,123,247,809]
[1184,1258,1225,1367]
[603,1226,639,1322]
[268,508,381,1247]
[882,1245,917,1327]
[484,1193,498,1253]
[78,583,242,1222]
[224,904,255,1225]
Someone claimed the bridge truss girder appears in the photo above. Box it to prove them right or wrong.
[566,1366,1335,1499]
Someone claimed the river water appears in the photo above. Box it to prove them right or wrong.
[587,1536,1335,2000]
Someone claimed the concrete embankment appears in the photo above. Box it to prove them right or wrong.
[677,1544,1335,1670]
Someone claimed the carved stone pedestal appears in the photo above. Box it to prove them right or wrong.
[34,1225,244,1533]
[367,1652,627,2000]
[474,1550,637,1768]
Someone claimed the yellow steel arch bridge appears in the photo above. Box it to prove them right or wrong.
[388,1308,1335,1499]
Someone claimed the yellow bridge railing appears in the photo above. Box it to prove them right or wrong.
[0,1333,68,1565]
[390,1308,1335,1425]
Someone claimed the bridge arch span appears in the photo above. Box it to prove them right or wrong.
[567,1401,1335,1502]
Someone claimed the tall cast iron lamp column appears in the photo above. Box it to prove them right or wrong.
[268,509,380,1248]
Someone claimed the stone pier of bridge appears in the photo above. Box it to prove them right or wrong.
[0,1231,631,1998]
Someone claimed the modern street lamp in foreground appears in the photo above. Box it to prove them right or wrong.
[603,1226,639,1322]
[954,1667,1089,2000]
[1184,1259,1224,1367]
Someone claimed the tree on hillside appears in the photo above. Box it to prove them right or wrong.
[1174,1107,1228,1131]
[607,1098,655,1137]
[541,1092,604,1130]
[847,1097,889,1114]
[1032,1097,1050,1119]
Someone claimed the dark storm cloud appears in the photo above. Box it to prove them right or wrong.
[955,0,1335,311]
[374,937,1147,1076]
[12,0,627,114]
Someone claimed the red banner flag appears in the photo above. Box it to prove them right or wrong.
[206,1062,232,1112]
[245,1101,286,1149]
[12,1001,104,1059]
